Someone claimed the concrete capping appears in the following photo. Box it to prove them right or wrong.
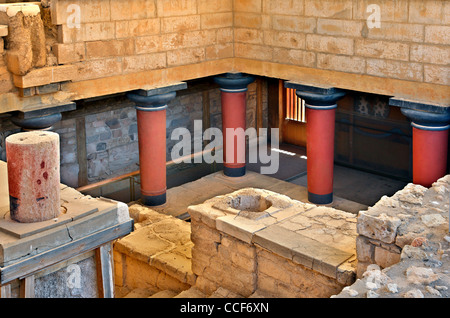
[136,82,187,97]
[389,97,449,114]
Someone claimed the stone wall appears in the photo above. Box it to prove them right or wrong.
[235,0,448,86]
[234,0,450,103]
[356,175,450,277]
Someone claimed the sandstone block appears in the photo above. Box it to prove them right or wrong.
[306,34,354,55]
[366,59,423,82]
[424,64,450,85]
[234,0,262,13]
[317,53,365,74]
[157,0,197,17]
[374,246,401,269]
[272,15,316,33]
[366,22,424,43]
[167,47,205,66]
[263,0,304,15]
[53,42,86,64]
[273,48,316,67]
[355,39,409,61]
[317,18,363,37]
[206,43,233,60]
[409,0,445,24]
[198,0,232,13]
[1,3,46,75]
[161,15,200,33]
[357,210,401,244]
[235,43,272,60]
[304,0,352,19]
[110,0,156,21]
[201,12,233,29]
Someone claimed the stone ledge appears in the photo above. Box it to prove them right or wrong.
[114,204,196,287]
[0,161,132,267]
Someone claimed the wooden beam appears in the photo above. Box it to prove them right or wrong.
[202,90,210,147]
[256,78,263,135]
[0,220,133,285]
[279,80,285,143]
[76,116,88,187]
[19,275,35,298]
[95,243,114,298]
[0,284,11,298]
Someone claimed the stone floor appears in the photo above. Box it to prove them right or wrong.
[152,170,368,220]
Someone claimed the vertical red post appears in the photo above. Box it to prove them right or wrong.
[127,84,186,206]
[214,73,255,177]
[305,106,336,203]
[400,107,450,188]
[285,82,345,205]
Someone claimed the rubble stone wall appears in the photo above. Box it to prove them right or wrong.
[356,175,450,277]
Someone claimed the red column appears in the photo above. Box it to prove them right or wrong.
[214,73,255,177]
[285,82,345,205]
[399,106,450,188]
[221,90,247,175]
[136,107,167,205]
[306,106,336,203]
[127,90,180,206]
[412,127,448,187]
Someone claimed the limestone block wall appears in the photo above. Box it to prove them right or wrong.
[356,175,450,277]
[234,0,450,102]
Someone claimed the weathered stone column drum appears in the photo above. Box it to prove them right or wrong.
[5,131,61,223]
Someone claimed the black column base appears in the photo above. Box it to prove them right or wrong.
[308,192,333,205]
[223,166,246,177]
[141,193,166,206]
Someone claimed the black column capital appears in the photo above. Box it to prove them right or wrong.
[284,81,346,108]
[213,72,255,92]
[10,102,76,131]
[126,82,187,111]
[390,97,450,131]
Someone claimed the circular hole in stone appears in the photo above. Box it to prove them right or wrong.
[230,195,272,212]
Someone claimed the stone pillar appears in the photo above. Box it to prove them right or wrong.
[127,83,186,206]
[214,73,255,177]
[5,131,60,223]
[391,98,450,188]
[285,82,345,204]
